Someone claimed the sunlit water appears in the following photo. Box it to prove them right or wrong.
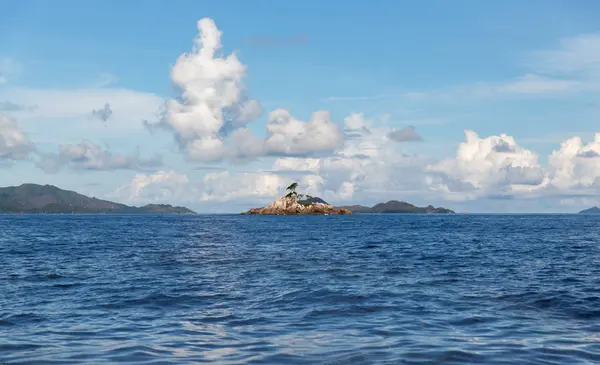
[1,214,600,364]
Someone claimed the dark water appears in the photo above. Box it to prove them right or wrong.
[2,214,600,364]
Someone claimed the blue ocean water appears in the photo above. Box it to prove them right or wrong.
[1,214,600,364]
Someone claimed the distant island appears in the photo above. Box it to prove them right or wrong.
[0,184,196,214]
[242,183,352,215]
[579,207,600,214]
[242,182,453,215]
[339,200,455,214]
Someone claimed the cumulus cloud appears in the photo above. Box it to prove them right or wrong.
[164,17,262,162]
[229,127,266,160]
[37,140,161,173]
[0,114,35,162]
[387,125,423,143]
[109,169,323,207]
[199,171,285,202]
[418,129,600,208]
[547,134,600,191]
[156,18,346,162]
[426,130,546,200]
[109,170,192,204]
[269,113,432,202]
[199,170,325,202]
[263,109,344,156]
[91,103,113,123]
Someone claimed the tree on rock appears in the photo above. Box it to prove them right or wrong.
[285,182,298,198]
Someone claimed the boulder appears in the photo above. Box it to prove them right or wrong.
[242,196,352,215]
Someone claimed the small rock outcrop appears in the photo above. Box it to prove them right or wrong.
[242,196,352,215]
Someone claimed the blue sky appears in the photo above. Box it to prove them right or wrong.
[1,0,600,212]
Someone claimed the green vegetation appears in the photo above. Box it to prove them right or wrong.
[0,184,196,214]
[579,207,600,214]
[284,181,319,202]
[339,200,454,214]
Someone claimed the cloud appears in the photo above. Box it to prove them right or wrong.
[268,114,432,203]
[156,18,350,163]
[164,17,263,162]
[420,129,600,208]
[325,34,600,106]
[246,34,308,47]
[110,169,322,206]
[0,87,163,137]
[199,171,326,202]
[199,171,286,202]
[109,170,192,204]
[494,74,582,94]
[229,127,266,160]
[37,140,162,173]
[425,130,546,200]
[0,114,35,162]
[228,109,347,161]
[547,134,600,191]
[322,75,583,104]
[94,73,120,87]
[91,103,113,123]
[530,33,600,76]
[387,126,422,143]
[0,57,21,84]
[0,101,35,112]
[263,109,344,156]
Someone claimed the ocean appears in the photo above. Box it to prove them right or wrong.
[1,214,599,364]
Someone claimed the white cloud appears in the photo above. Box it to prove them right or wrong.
[198,170,330,202]
[109,170,192,204]
[273,156,321,172]
[426,130,546,200]
[37,140,161,173]
[547,134,600,190]
[495,74,582,94]
[94,73,120,88]
[0,114,35,162]
[150,17,350,162]
[263,109,344,156]
[270,113,431,202]
[387,125,423,142]
[531,33,600,76]
[0,57,21,84]
[200,171,286,202]
[165,17,262,162]
[324,34,600,105]
[229,127,266,160]
[0,87,163,136]
[230,109,346,160]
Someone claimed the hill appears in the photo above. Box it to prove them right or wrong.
[298,196,328,205]
[339,200,454,214]
[579,207,600,214]
[0,184,196,214]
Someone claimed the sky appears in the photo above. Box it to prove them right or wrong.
[1,0,600,213]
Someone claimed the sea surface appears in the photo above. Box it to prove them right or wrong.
[1,214,600,364]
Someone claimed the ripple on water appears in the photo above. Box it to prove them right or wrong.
[1,214,600,364]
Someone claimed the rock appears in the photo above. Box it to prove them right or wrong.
[242,196,352,215]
